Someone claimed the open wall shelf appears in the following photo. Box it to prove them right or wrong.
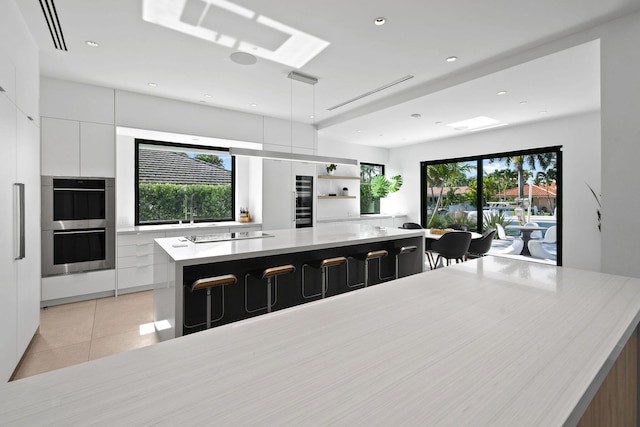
[318,175,360,180]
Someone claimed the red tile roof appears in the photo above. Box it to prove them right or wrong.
[494,183,557,198]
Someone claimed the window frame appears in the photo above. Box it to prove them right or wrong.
[420,146,562,265]
[360,162,385,215]
[134,138,236,226]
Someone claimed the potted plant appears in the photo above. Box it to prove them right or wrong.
[325,163,337,175]
[370,174,403,198]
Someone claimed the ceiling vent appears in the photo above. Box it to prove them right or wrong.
[38,0,67,51]
[327,75,414,111]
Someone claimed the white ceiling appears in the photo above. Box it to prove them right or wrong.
[16,0,640,148]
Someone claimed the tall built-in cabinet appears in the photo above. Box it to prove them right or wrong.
[0,1,41,382]
[40,78,117,305]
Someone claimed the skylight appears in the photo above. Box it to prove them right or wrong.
[143,0,330,68]
[446,116,501,131]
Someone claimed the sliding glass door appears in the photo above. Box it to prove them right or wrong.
[420,146,561,264]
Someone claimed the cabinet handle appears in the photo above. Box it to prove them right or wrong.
[14,183,25,260]
[293,191,298,223]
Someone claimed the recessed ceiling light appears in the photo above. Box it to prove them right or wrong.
[230,51,257,65]
[86,40,99,47]
[374,17,386,26]
[148,82,157,87]
[446,56,458,62]
[250,103,258,107]
[204,94,212,98]
[309,115,315,119]
[356,130,362,133]
[520,101,528,105]
[410,113,422,119]
[435,121,442,125]
[539,110,548,114]
[497,91,507,95]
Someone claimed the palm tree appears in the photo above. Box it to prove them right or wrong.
[535,169,556,212]
[426,162,472,225]
[492,153,554,200]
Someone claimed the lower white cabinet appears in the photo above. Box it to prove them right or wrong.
[116,225,262,292]
[117,232,167,293]
[41,270,116,304]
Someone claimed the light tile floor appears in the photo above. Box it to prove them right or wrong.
[11,291,159,381]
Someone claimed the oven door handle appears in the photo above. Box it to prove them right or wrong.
[53,229,106,235]
[14,183,25,260]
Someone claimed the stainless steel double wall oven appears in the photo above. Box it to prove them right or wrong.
[41,176,115,276]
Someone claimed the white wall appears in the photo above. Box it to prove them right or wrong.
[387,112,601,271]
[600,12,640,278]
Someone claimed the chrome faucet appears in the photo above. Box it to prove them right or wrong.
[190,194,197,224]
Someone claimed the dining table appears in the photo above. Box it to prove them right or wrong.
[424,229,482,268]
[505,225,548,256]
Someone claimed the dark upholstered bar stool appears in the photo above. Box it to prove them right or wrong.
[302,257,348,299]
[245,265,296,314]
[390,245,418,279]
[350,250,389,288]
[185,274,237,330]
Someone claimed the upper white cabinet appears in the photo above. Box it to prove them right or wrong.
[0,55,16,103]
[80,122,115,177]
[41,117,115,177]
[41,117,80,176]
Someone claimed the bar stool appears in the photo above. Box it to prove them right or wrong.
[245,264,296,314]
[349,249,388,288]
[302,257,348,299]
[389,245,418,279]
[184,274,237,330]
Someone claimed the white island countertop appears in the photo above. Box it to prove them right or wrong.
[155,223,424,265]
[2,257,640,426]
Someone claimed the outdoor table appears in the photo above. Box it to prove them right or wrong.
[506,225,547,256]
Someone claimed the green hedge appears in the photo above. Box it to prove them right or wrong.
[138,183,232,223]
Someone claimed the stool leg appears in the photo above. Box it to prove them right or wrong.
[321,266,327,298]
[364,259,369,287]
[266,277,272,313]
[205,288,211,330]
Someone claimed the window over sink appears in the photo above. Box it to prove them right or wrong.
[135,139,235,225]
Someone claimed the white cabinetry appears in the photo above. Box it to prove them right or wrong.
[116,225,261,292]
[117,232,167,293]
[41,270,116,303]
[80,122,115,177]
[0,87,40,381]
[1,0,41,382]
[41,117,80,176]
[0,93,19,382]
[262,160,316,231]
[41,117,115,177]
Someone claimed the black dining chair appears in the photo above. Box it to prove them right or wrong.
[466,229,496,259]
[448,223,469,231]
[401,222,423,229]
[430,232,472,267]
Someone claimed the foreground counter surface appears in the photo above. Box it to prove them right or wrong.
[2,257,640,426]
[153,224,425,338]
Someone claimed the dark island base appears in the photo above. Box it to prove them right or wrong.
[182,236,423,335]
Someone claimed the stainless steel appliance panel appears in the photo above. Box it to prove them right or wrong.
[41,176,115,277]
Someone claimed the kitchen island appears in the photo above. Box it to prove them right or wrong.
[2,257,639,425]
[153,224,425,339]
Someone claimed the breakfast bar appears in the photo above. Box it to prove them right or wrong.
[2,257,639,425]
[153,224,426,339]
